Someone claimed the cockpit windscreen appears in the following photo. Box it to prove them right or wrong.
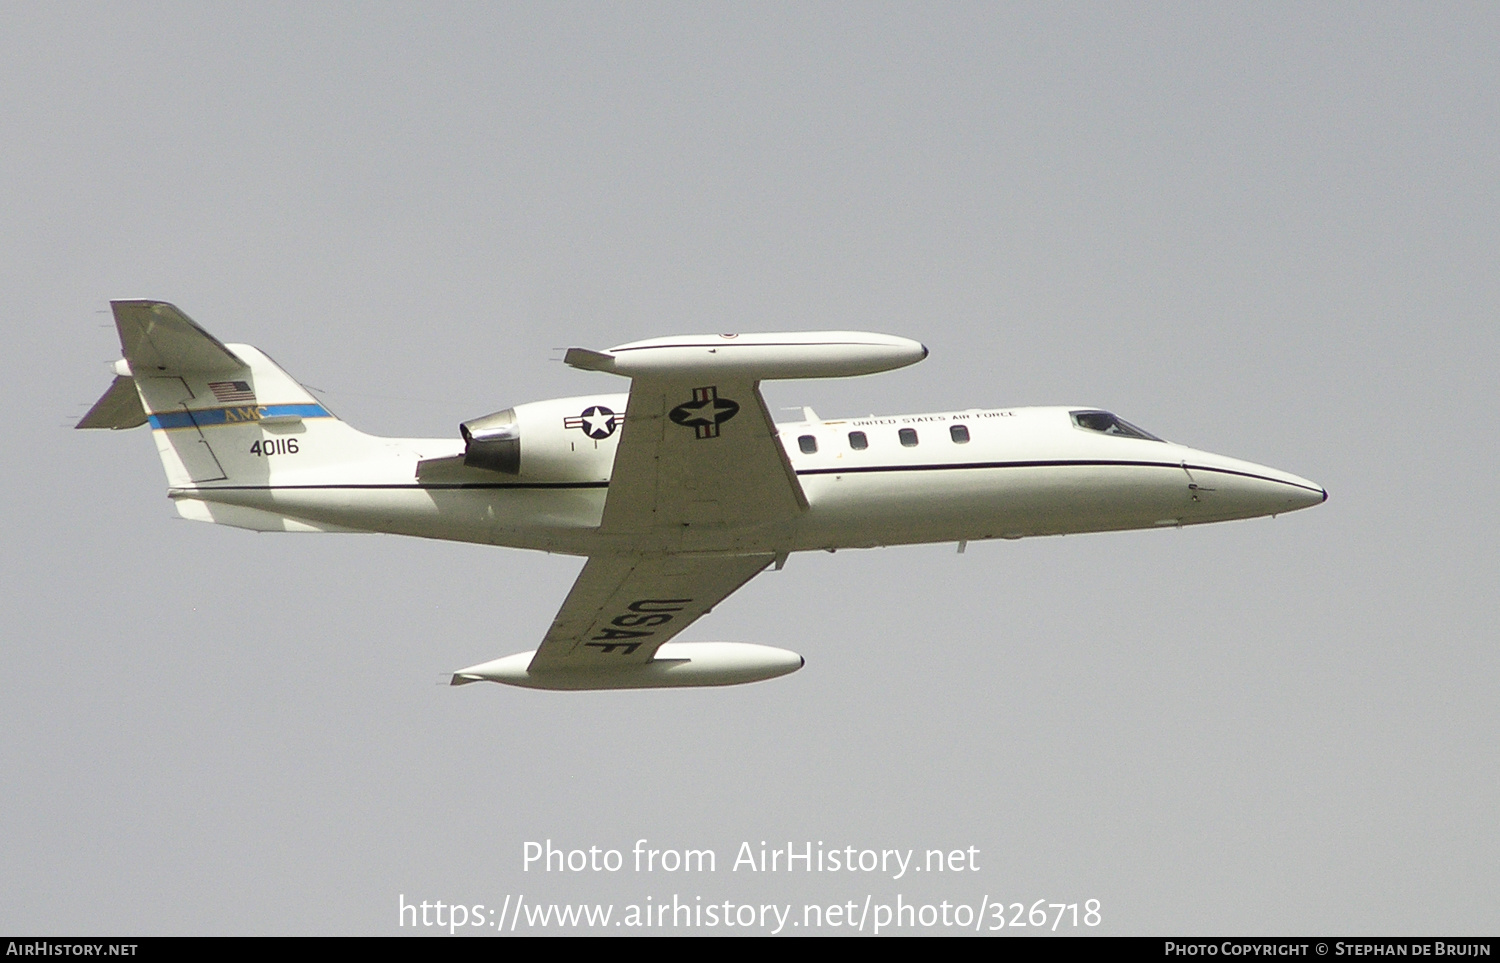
[1070,410,1163,442]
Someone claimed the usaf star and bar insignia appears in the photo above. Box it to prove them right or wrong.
[564,389,741,442]
[669,386,740,439]
[564,405,619,440]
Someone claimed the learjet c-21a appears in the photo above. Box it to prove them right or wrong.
[79,301,1326,690]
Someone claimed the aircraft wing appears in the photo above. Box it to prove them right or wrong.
[599,374,807,534]
[450,551,793,689]
[450,373,797,688]
[525,552,774,671]
[519,364,805,675]
[571,329,927,536]
[452,331,927,690]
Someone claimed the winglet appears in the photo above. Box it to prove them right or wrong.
[563,347,617,373]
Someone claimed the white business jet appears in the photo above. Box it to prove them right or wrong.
[80,301,1325,691]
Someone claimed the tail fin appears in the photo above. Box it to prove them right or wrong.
[79,300,390,530]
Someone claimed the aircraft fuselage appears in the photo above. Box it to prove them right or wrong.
[178,396,1325,556]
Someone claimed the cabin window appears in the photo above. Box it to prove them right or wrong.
[798,434,818,454]
[1069,410,1163,441]
[899,427,918,447]
[949,424,970,444]
[848,431,868,450]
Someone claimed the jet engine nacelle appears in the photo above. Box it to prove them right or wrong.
[460,394,630,479]
[460,408,520,473]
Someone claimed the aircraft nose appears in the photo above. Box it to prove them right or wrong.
[1179,449,1327,519]
[1231,469,1326,517]
[1243,466,1326,515]
[1282,480,1328,511]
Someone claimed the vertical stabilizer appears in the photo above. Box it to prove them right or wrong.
[80,301,395,528]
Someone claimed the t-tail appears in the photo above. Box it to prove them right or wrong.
[77,300,396,533]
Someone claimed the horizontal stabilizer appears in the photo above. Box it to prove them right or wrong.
[76,375,147,430]
[111,300,246,374]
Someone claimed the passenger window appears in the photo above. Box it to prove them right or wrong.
[847,431,868,450]
[899,427,918,447]
[798,434,818,454]
[949,424,970,444]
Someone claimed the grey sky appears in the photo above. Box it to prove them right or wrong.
[3,3,1495,934]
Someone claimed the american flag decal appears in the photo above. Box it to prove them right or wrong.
[208,381,256,403]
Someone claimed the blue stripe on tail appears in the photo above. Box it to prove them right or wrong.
[147,404,332,430]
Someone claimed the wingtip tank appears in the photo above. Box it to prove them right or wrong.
[451,642,805,691]
[565,331,927,381]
